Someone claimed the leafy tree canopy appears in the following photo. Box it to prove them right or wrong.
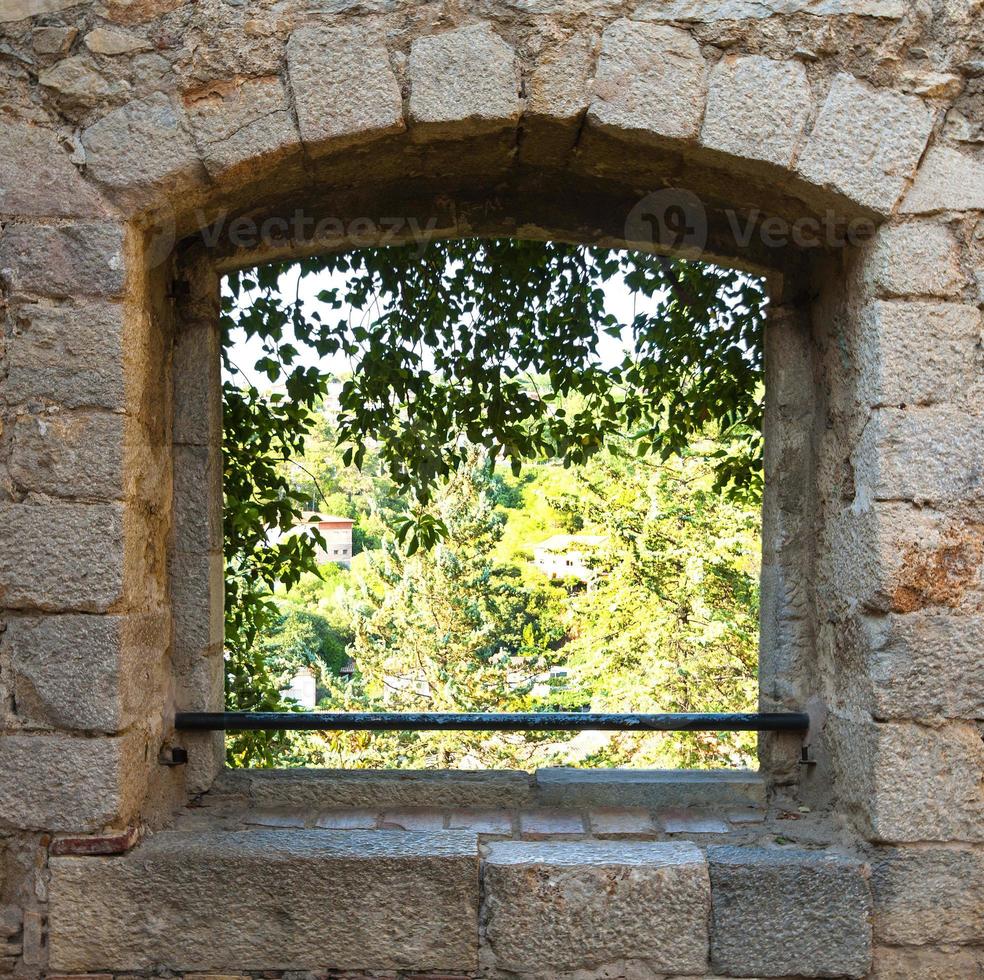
[221,240,766,765]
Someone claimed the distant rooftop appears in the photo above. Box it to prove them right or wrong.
[534,533,606,552]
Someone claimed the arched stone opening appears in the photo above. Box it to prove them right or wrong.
[0,4,981,975]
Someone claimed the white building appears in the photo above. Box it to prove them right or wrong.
[272,513,355,566]
[530,533,606,582]
[283,666,317,709]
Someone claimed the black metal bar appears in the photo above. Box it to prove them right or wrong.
[175,711,810,734]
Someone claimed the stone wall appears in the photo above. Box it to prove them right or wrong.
[0,0,981,975]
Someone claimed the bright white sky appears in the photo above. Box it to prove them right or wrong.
[224,264,669,387]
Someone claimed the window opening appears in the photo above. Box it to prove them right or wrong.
[215,239,777,771]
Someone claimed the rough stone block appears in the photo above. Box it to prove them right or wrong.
[38,56,128,107]
[871,846,984,944]
[1,613,165,732]
[48,830,479,971]
[9,410,124,500]
[0,221,124,297]
[173,319,221,447]
[3,300,125,410]
[833,717,984,843]
[861,221,968,297]
[872,946,984,979]
[855,406,984,504]
[701,55,811,167]
[855,301,983,409]
[170,550,224,701]
[0,732,144,831]
[819,500,983,617]
[902,146,984,213]
[288,24,404,155]
[0,119,106,217]
[796,74,933,214]
[84,26,151,55]
[588,19,706,143]
[408,24,520,140]
[0,0,81,21]
[536,767,766,807]
[185,75,298,177]
[521,32,596,163]
[484,840,709,976]
[172,444,222,553]
[223,767,534,810]
[0,503,124,612]
[634,0,904,18]
[82,93,204,192]
[862,611,984,720]
[708,846,872,979]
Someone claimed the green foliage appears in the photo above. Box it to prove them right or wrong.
[221,241,766,767]
[551,445,760,768]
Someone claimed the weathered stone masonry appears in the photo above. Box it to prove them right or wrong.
[0,0,981,976]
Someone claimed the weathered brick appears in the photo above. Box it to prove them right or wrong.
[9,410,124,500]
[380,808,447,831]
[484,840,709,976]
[709,846,872,979]
[0,731,144,831]
[288,23,404,155]
[861,221,968,297]
[315,809,379,830]
[0,503,124,612]
[854,301,983,409]
[50,825,140,856]
[82,92,204,192]
[0,119,107,217]
[902,145,984,213]
[3,300,125,410]
[659,808,729,834]
[408,24,520,140]
[0,221,125,297]
[518,808,585,837]
[48,830,480,971]
[587,807,658,835]
[588,19,706,143]
[447,808,513,835]
[185,75,298,177]
[871,846,984,944]
[797,74,933,214]
[701,55,811,167]
[1,613,165,732]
